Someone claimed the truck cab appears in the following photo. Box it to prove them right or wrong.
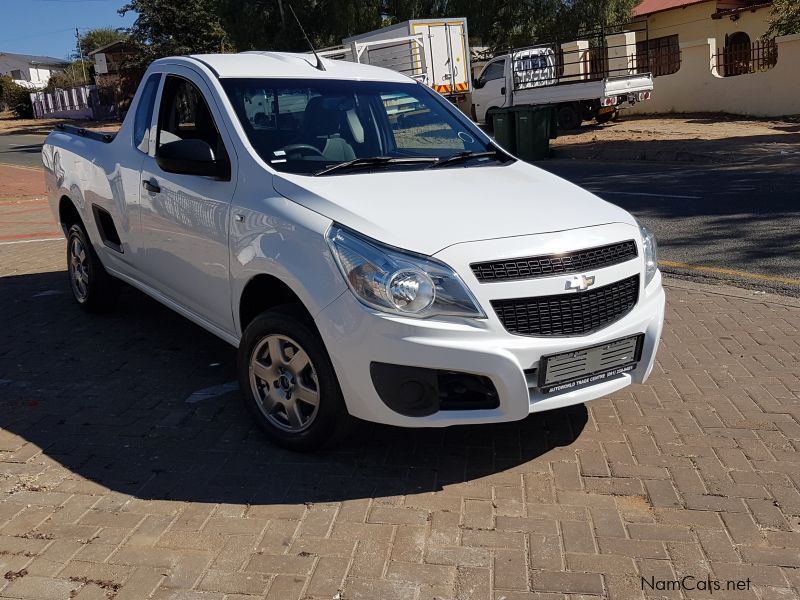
[471,57,508,123]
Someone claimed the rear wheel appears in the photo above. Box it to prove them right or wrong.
[238,306,353,451]
[595,109,617,125]
[66,223,119,312]
[557,105,581,130]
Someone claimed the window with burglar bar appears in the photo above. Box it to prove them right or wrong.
[715,35,777,77]
[637,35,681,77]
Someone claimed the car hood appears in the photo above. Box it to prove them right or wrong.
[272,161,636,255]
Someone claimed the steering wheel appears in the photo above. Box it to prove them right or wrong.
[280,144,325,158]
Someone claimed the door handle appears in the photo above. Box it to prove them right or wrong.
[500,86,506,95]
[143,180,160,194]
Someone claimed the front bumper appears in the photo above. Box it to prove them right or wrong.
[315,271,665,427]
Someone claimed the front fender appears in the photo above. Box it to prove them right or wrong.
[229,192,347,337]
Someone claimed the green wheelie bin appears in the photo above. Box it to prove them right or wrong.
[513,105,556,162]
[488,108,517,154]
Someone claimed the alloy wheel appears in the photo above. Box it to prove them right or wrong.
[248,334,321,432]
[69,236,89,301]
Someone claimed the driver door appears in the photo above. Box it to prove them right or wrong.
[138,69,237,335]
[473,58,508,123]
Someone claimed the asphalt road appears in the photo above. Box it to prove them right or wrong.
[0,133,46,168]
[540,160,800,296]
[2,131,797,294]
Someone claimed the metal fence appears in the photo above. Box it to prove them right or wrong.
[715,39,778,77]
[30,84,119,120]
[507,20,652,90]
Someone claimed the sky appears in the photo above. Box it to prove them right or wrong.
[0,0,135,60]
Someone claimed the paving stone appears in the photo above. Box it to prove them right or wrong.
[3,218,800,600]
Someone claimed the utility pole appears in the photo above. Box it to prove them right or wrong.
[76,28,87,83]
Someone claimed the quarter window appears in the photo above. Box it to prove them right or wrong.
[133,73,161,152]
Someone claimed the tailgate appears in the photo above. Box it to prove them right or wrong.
[604,74,654,96]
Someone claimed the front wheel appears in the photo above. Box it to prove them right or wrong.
[237,306,353,451]
[66,223,119,312]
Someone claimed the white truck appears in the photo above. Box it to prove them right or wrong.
[472,27,654,129]
[322,18,472,102]
[42,51,664,451]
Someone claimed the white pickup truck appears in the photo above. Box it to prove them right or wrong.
[43,52,665,451]
[472,45,654,129]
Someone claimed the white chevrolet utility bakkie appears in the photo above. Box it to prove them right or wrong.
[43,52,665,451]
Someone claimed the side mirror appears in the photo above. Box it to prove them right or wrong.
[473,78,485,89]
[156,139,228,178]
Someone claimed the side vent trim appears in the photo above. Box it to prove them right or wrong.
[91,204,123,253]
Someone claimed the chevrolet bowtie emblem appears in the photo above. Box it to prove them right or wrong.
[565,274,596,291]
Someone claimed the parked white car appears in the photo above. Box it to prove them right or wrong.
[43,52,665,451]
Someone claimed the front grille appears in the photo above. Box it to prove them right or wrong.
[471,240,638,283]
[492,275,640,336]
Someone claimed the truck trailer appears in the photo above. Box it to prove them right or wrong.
[320,18,472,103]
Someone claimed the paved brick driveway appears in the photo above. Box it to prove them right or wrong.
[1,187,799,600]
[0,165,62,245]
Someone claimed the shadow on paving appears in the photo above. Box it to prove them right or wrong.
[538,160,800,292]
[0,143,43,155]
[1,270,587,505]
[552,131,800,166]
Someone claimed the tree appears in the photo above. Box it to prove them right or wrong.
[216,0,382,52]
[75,27,127,59]
[45,60,94,90]
[118,0,230,65]
[385,0,639,50]
[767,0,800,37]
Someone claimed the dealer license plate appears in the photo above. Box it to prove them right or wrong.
[538,334,644,393]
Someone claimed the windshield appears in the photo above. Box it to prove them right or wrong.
[222,78,506,175]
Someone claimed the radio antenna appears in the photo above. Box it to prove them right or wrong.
[288,4,326,71]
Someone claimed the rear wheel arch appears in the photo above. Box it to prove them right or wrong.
[59,195,81,231]
[484,106,500,131]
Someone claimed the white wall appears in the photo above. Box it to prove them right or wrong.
[629,34,800,117]
[0,55,58,89]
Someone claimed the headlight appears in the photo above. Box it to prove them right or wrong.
[326,225,485,319]
[638,220,658,286]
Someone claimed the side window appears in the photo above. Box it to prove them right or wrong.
[133,73,161,153]
[482,61,505,83]
[156,75,228,162]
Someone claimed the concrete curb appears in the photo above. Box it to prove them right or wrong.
[663,275,800,308]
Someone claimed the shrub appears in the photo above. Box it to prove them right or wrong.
[0,77,34,118]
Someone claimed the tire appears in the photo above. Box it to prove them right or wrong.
[595,109,617,125]
[238,305,354,451]
[66,223,119,312]
[484,107,499,134]
[557,105,581,131]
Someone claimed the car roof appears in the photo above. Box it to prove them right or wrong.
[162,52,414,83]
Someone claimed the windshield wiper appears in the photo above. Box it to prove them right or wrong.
[428,147,505,169]
[314,156,437,176]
